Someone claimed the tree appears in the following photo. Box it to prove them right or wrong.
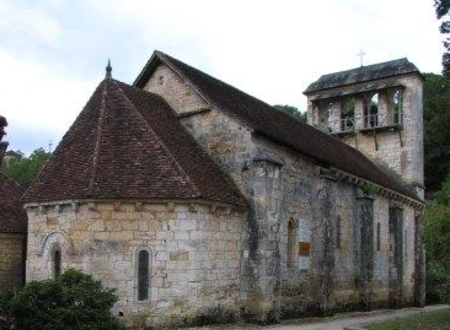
[7,269,124,330]
[0,148,51,188]
[423,73,450,194]
[435,0,450,76]
[423,175,450,303]
[273,104,307,123]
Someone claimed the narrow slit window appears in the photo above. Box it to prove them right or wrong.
[287,219,297,268]
[404,230,408,257]
[377,222,381,252]
[336,216,342,249]
[138,250,150,301]
[53,246,61,278]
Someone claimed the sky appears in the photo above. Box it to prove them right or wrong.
[0,0,444,154]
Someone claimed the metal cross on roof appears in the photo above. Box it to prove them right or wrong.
[357,49,366,67]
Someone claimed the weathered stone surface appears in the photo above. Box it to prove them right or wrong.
[144,61,423,323]
[0,233,25,293]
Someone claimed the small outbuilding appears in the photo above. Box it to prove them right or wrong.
[0,173,27,293]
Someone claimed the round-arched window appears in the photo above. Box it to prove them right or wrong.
[52,245,62,278]
[137,250,150,301]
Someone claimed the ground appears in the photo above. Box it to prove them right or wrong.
[366,307,450,330]
[173,305,448,330]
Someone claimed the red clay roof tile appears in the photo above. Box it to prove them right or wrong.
[0,174,27,233]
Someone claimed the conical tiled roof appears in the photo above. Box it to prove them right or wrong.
[23,78,245,206]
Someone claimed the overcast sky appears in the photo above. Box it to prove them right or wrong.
[0,0,444,154]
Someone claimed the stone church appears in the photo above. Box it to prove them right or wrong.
[20,52,424,328]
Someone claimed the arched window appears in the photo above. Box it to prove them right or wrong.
[287,219,297,268]
[336,216,342,249]
[52,245,61,278]
[364,93,379,128]
[341,98,355,132]
[317,100,334,132]
[392,90,403,125]
[137,250,150,301]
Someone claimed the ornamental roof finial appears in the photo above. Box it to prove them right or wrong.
[105,59,112,79]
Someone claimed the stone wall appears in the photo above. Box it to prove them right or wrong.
[177,101,421,319]
[144,63,209,114]
[250,136,420,317]
[0,233,25,293]
[26,201,245,328]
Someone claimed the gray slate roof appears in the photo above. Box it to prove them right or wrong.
[304,58,421,94]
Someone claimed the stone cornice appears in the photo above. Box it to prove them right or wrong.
[24,198,247,215]
[317,166,424,210]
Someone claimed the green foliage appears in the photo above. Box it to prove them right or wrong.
[366,308,450,330]
[360,183,377,196]
[423,73,450,194]
[426,265,450,304]
[0,148,51,188]
[424,201,450,265]
[423,175,450,303]
[273,104,307,123]
[435,0,450,76]
[0,292,13,330]
[7,269,124,330]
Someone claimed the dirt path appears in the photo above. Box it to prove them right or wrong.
[176,305,449,330]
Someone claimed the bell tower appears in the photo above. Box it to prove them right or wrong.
[304,58,424,197]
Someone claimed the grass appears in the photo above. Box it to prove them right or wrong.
[365,308,450,330]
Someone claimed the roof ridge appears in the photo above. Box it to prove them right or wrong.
[155,52,277,132]
[88,79,109,195]
[157,52,262,106]
[157,52,373,153]
[155,52,220,108]
[110,79,203,198]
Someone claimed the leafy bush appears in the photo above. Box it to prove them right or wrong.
[426,263,450,304]
[423,177,450,303]
[8,269,124,330]
[0,292,13,330]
